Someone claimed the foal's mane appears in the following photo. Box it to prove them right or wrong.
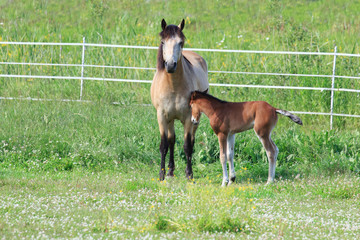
[191,91,228,104]
[157,25,186,71]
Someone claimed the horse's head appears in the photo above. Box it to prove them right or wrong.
[159,19,185,73]
[189,89,208,125]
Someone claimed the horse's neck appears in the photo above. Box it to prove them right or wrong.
[199,98,218,118]
[173,55,187,77]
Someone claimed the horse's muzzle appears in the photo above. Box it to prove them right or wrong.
[191,116,199,125]
[165,61,177,73]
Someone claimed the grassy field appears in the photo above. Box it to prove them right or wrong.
[1,169,360,239]
[1,0,360,238]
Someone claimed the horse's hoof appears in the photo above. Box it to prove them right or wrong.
[159,171,166,181]
[185,172,194,181]
[187,178,196,184]
[221,181,229,187]
[167,169,175,177]
[266,180,274,185]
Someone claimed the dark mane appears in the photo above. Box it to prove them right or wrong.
[192,91,228,104]
[157,44,165,70]
[157,25,186,71]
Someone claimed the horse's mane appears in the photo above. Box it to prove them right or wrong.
[157,25,186,71]
[191,91,228,104]
[157,44,165,70]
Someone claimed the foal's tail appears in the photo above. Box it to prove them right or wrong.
[276,109,303,125]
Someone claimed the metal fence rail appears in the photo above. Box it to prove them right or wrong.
[1,40,360,129]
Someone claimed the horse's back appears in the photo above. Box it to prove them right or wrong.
[183,50,207,72]
[183,50,209,91]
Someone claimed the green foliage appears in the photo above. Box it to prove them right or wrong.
[195,214,247,233]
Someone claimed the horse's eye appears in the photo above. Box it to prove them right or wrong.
[179,41,183,46]
[161,41,164,45]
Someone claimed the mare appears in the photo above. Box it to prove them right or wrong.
[151,19,209,180]
[189,91,302,186]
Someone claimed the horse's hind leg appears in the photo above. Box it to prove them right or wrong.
[257,133,278,184]
[269,138,279,181]
[167,121,175,177]
[218,133,229,187]
[227,133,236,185]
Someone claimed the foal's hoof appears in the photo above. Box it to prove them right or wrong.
[221,181,229,187]
[228,176,236,186]
[266,179,275,185]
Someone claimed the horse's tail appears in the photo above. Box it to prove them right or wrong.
[276,109,303,125]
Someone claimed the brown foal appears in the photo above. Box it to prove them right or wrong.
[190,91,302,186]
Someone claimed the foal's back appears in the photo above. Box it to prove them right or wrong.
[213,101,278,135]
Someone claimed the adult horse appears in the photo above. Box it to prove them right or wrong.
[151,19,209,181]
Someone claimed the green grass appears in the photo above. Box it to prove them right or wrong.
[1,169,359,239]
[0,100,359,180]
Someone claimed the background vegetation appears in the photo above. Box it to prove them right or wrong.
[0,0,360,238]
[0,0,359,128]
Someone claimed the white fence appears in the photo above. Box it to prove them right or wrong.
[1,39,360,129]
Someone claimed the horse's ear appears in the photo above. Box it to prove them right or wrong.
[190,91,196,100]
[178,19,185,31]
[202,88,208,94]
[161,19,167,30]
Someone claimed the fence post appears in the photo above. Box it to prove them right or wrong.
[80,37,86,100]
[330,45,337,130]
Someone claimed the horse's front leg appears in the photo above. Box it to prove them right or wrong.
[183,119,195,180]
[218,133,229,187]
[167,121,175,177]
[157,113,169,181]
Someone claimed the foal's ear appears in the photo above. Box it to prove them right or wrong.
[178,19,185,31]
[161,19,167,30]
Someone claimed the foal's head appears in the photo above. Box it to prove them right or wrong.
[189,90,208,125]
[158,19,185,73]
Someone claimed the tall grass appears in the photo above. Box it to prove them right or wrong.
[0,100,359,181]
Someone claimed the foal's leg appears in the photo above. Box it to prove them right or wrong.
[226,133,236,186]
[218,133,229,187]
[257,134,278,184]
[183,119,195,180]
[269,138,279,181]
[157,112,169,181]
[167,121,175,177]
